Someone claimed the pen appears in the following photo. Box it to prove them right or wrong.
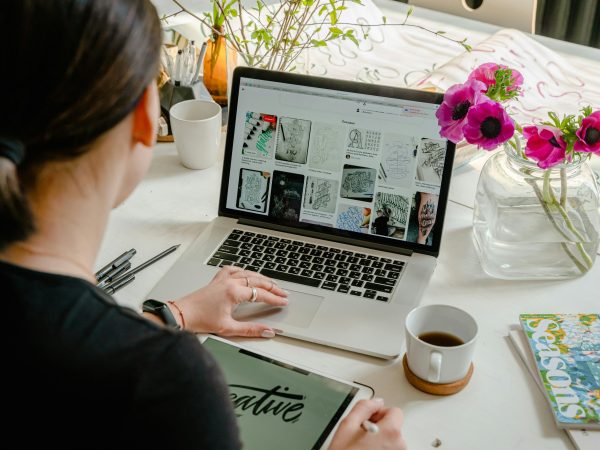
[104,244,181,289]
[193,42,207,84]
[97,260,132,288]
[105,273,135,295]
[95,248,136,281]
[361,420,379,434]
[174,49,183,86]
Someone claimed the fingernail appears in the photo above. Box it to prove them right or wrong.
[283,290,290,296]
[373,397,384,404]
[261,329,276,338]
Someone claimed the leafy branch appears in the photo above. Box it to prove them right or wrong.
[162,1,471,72]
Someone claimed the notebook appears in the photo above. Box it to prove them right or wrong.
[148,67,455,359]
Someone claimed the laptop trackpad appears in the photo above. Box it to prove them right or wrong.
[233,289,323,329]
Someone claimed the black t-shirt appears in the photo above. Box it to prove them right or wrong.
[3,261,241,449]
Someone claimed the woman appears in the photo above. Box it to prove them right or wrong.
[1,1,406,448]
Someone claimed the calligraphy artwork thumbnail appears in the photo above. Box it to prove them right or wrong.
[303,176,339,213]
[380,134,418,188]
[276,117,311,164]
[416,138,446,185]
[340,164,376,202]
[269,171,305,222]
[242,111,277,159]
[237,169,271,213]
[307,122,345,171]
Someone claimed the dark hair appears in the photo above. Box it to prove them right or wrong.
[0,0,162,250]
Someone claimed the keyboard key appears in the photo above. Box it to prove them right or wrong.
[274,257,287,264]
[299,261,311,269]
[239,235,252,243]
[329,248,341,253]
[287,259,299,267]
[350,264,362,272]
[342,250,354,256]
[264,262,277,270]
[275,250,288,257]
[338,277,351,285]
[346,256,359,264]
[322,252,335,259]
[354,253,366,258]
[256,233,267,239]
[287,245,299,253]
[374,276,396,286]
[313,257,325,265]
[361,266,374,274]
[324,266,336,274]
[336,268,349,277]
[351,279,364,287]
[363,290,376,299]
[244,232,256,236]
[350,290,362,296]
[367,255,379,260]
[233,262,245,268]
[380,257,391,263]
[310,249,323,257]
[304,243,316,248]
[276,264,288,272]
[275,242,287,249]
[313,272,325,280]
[260,268,322,287]
[371,261,384,269]
[326,274,339,282]
[288,267,301,275]
[268,236,280,241]
[359,259,371,266]
[213,251,240,262]
[246,265,260,272]
[337,262,349,270]
[334,254,347,262]
[364,282,393,293]
[298,247,311,254]
[251,237,264,245]
[263,241,275,247]
[223,239,241,248]
[254,245,265,253]
[231,229,243,235]
[262,254,274,262]
[322,281,337,290]
[300,254,312,262]
[361,274,374,282]
[251,252,262,259]
[265,248,277,255]
[311,264,324,272]
[250,259,264,267]
[349,271,361,279]
[317,245,328,251]
[324,259,336,267]
[207,258,220,266]
[288,252,300,260]
[376,295,389,302]
[292,240,304,246]
[241,243,253,250]
[280,238,291,244]
[219,260,235,267]
[374,268,386,276]
[388,271,400,279]
[337,284,350,293]
[238,250,252,257]
[240,257,253,264]
[385,264,402,272]
[301,269,314,277]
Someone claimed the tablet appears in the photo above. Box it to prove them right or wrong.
[201,336,373,450]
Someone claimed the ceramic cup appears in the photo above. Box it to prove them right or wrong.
[170,99,221,169]
[405,304,478,384]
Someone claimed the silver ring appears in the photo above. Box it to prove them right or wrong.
[249,287,258,303]
[246,277,250,287]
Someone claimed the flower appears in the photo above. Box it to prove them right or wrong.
[468,62,523,92]
[574,111,600,154]
[435,79,487,143]
[462,101,515,150]
[523,125,568,169]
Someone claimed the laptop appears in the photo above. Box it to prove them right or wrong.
[148,67,455,359]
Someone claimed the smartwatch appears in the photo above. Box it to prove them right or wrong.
[142,299,180,329]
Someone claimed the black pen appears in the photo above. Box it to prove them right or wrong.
[104,244,181,289]
[96,261,132,288]
[105,274,135,295]
[95,248,136,281]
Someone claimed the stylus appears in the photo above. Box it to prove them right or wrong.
[361,420,379,434]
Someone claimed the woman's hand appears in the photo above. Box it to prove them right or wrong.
[329,398,407,450]
[170,266,288,337]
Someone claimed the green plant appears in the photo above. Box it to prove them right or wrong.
[165,1,470,72]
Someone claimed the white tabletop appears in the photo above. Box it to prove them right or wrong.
[98,2,600,448]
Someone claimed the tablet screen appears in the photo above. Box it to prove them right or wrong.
[203,338,359,450]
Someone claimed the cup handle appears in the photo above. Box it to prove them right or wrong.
[428,351,442,383]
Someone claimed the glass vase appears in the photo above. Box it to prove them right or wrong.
[203,28,237,106]
[473,143,600,279]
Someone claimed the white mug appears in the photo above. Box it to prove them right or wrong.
[405,304,478,384]
[170,99,222,169]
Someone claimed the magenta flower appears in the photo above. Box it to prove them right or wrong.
[574,111,600,154]
[436,79,487,143]
[462,101,515,150]
[522,125,568,169]
[468,62,523,92]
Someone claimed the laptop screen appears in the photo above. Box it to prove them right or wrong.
[220,68,455,257]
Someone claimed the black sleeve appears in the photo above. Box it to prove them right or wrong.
[130,333,241,450]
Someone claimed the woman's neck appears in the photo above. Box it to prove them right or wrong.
[0,157,118,283]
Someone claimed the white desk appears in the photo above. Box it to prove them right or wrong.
[97,2,600,448]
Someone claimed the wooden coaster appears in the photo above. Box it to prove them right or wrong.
[157,134,174,143]
[402,354,473,396]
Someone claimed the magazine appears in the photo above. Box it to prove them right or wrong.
[507,326,600,450]
[519,314,600,430]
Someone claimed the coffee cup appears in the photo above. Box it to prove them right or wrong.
[169,99,222,169]
[405,304,477,385]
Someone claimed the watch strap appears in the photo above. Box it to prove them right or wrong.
[142,299,180,329]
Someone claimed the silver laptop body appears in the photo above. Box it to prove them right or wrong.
[148,68,455,359]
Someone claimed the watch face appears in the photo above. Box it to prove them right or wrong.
[143,299,165,311]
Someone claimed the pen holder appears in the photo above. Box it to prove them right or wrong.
[158,80,214,141]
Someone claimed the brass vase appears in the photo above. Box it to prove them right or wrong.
[203,28,237,106]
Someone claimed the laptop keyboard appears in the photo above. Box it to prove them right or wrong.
[206,229,406,302]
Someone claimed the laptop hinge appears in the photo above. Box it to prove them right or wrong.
[237,218,414,257]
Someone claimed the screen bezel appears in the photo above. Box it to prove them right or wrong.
[218,67,455,258]
[201,336,372,450]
